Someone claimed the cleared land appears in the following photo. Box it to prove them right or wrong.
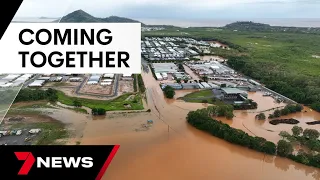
[79,84,112,95]
[118,80,134,95]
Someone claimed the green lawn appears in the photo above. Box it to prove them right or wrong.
[183,90,213,99]
[179,90,225,105]
[57,91,144,111]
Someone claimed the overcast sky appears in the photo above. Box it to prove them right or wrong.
[15,0,320,19]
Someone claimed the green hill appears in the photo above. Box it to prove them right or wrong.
[59,9,145,25]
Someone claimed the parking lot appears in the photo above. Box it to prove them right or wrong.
[0,129,39,145]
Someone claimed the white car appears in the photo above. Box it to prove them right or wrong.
[16,130,22,136]
[29,129,41,134]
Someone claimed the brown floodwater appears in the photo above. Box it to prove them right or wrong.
[61,68,320,180]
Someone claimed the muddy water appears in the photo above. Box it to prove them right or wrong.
[74,68,320,180]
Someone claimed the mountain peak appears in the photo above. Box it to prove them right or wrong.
[60,9,100,22]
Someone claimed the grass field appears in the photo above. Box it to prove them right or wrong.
[57,91,144,111]
[179,90,225,105]
[143,27,320,108]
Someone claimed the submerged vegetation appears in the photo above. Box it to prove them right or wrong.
[188,107,320,169]
[187,107,276,155]
[163,86,175,99]
[268,104,303,119]
[279,126,320,168]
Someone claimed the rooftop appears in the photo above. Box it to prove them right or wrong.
[221,88,247,94]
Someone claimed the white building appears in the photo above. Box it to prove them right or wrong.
[101,79,113,82]
[69,77,82,82]
[103,74,114,78]
[2,74,21,81]
[87,81,98,85]
[122,73,132,77]
[100,82,112,86]
[201,82,211,89]
[28,80,45,87]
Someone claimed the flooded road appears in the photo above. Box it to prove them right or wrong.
[75,68,320,180]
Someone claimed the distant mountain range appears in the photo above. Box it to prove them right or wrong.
[223,21,320,33]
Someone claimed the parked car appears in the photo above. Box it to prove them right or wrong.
[29,129,41,134]
[0,131,8,136]
[16,130,22,136]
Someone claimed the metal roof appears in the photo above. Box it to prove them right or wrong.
[221,88,247,94]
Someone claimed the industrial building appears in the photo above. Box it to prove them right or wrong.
[121,77,134,81]
[88,74,101,83]
[151,63,178,74]
[161,83,182,90]
[103,74,114,79]
[100,82,112,86]
[221,88,248,100]
[1,74,21,81]
[122,73,132,77]
[28,80,46,87]
[181,83,200,89]
[201,82,211,89]
[69,77,83,82]
[101,79,113,82]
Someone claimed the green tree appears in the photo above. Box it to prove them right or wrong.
[225,111,234,119]
[303,129,320,140]
[183,78,189,83]
[292,126,303,137]
[311,103,320,112]
[280,108,290,116]
[202,76,208,83]
[268,114,275,119]
[176,78,181,84]
[279,131,291,139]
[256,113,266,120]
[163,86,175,99]
[274,109,281,117]
[294,104,303,112]
[277,140,293,157]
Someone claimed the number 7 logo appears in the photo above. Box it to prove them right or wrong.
[14,152,35,175]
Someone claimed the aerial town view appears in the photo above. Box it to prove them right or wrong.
[3,2,320,179]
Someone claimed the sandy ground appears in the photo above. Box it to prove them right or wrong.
[79,84,112,95]
[118,80,134,94]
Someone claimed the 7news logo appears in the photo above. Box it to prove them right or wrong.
[15,152,93,175]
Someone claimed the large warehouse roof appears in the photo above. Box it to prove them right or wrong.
[221,88,246,95]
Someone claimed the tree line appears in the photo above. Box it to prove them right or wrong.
[187,108,276,155]
[137,74,146,93]
[14,88,58,103]
[268,104,303,119]
[187,107,320,168]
